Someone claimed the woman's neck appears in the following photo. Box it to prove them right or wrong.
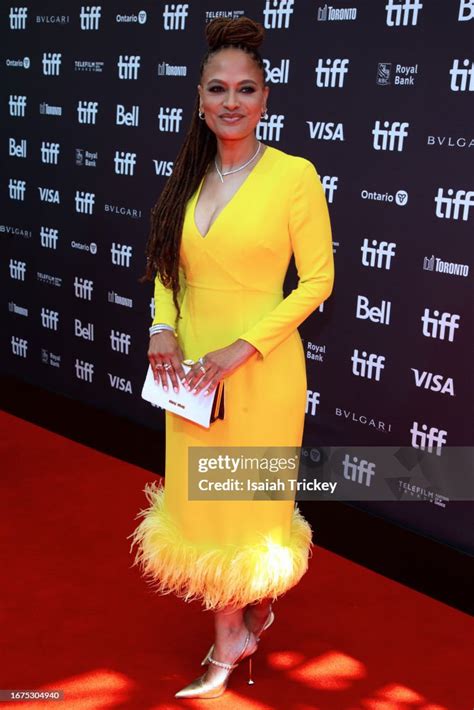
[215,136,261,171]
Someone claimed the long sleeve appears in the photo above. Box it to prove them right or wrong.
[239,160,334,359]
[151,265,186,328]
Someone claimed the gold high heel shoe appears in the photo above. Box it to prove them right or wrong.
[201,603,274,666]
[175,629,258,699]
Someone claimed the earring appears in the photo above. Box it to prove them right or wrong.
[198,109,205,120]
[261,108,268,120]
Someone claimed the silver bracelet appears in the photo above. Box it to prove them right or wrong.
[149,323,177,337]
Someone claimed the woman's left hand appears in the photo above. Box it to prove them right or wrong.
[184,339,259,396]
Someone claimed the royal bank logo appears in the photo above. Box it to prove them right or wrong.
[449,59,474,91]
[376,62,419,86]
[9,7,28,29]
[263,0,294,29]
[42,53,62,76]
[162,3,189,30]
[9,95,27,117]
[315,58,349,88]
[317,4,357,21]
[80,6,102,30]
[76,149,98,167]
[41,349,61,368]
[385,0,423,27]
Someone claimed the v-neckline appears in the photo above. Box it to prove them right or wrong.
[192,145,272,239]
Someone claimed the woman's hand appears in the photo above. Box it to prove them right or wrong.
[148,331,186,392]
[185,339,259,396]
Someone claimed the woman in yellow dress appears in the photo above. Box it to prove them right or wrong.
[129,16,334,699]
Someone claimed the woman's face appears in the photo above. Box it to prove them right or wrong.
[198,47,269,140]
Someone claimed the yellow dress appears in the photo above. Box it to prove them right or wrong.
[129,145,335,611]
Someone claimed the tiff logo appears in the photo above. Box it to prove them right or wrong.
[9,179,26,200]
[256,113,284,141]
[342,456,376,487]
[40,226,59,249]
[10,7,28,29]
[116,104,139,126]
[9,138,27,158]
[372,120,409,151]
[9,259,26,280]
[263,0,294,29]
[114,151,137,176]
[306,390,320,416]
[75,191,95,214]
[75,359,94,382]
[42,52,62,76]
[351,349,386,381]
[74,277,94,300]
[158,107,183,132]
[80,6,101,30]
[315,58,349,88]
[434,188,474,221]
[162,3,189,30]
[41,142,60,164]
[421,309,460,342]
[41,307,59,330]
[77,100,98,124]
[9,95,27,117]
[117,55,141,80]
[361,239,396,269]
[322,176,338,203]
[449,59,474,91]
[111,243,132,267]
[410,421,447,456]
[385,0,423,26]
[110,329,131,354]
[11,337,28,357]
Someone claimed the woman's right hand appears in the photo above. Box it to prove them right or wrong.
[148,331,187,393]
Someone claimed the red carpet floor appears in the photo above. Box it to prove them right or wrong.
[0,410,472,710]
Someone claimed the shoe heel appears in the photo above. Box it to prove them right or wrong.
[247,656,255,685]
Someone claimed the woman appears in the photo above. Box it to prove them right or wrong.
[129,16,335,699]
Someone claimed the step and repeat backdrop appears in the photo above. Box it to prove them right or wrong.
[2,1,473,553]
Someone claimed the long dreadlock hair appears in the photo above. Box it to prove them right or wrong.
[139,16,266,322]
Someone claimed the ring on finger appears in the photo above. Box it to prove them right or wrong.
[163,363,172,370]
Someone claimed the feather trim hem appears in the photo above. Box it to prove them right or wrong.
[128,479,314,611]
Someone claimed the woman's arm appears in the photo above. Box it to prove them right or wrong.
[150,264,186,328]
[238,160,335,359]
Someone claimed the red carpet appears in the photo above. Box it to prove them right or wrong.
[1,410,472,710]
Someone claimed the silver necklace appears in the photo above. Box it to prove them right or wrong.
[214,141,262,183]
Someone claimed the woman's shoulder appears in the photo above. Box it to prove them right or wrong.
[263,144,318,177]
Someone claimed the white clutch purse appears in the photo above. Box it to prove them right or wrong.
[141,359,225,428]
